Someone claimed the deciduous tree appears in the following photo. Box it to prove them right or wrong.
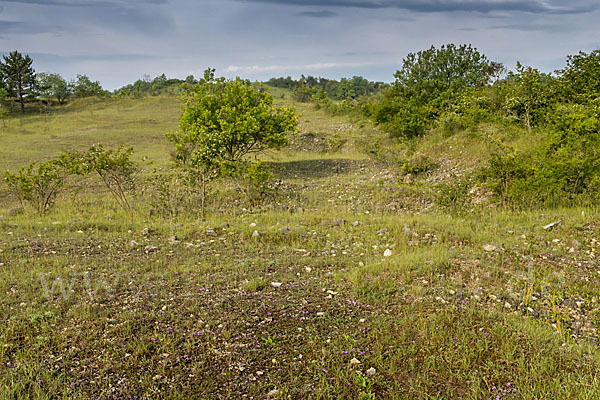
[166,68,298,215]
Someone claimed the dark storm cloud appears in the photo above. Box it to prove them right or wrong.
[238,0,597,14]
[295,10,337,17]
[3,0,173,35]
[2,0,167,7]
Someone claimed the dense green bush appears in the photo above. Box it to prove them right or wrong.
[374,44,493,139]
[4,153,81,213]
[558,50,600,104]
[399,155,438,176]
[483,101,600,206]
[293,85,316,102]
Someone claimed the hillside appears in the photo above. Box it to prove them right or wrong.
[1,89,600,399]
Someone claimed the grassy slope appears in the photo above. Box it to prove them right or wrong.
[0,90,600,399]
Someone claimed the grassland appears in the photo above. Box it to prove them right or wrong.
[1,90,600,399]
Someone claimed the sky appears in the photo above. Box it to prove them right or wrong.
[0,0,599,90]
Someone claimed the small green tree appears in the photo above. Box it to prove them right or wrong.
[505,62,546,134]
[0,51,36,113]
[293,85,316,102]
[36,72,71,104]
[166,68,298,215]
[558,49,600,104]
[374,44,492,138]
[70,74,105,99]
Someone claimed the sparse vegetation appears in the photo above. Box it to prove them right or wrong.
[1,45,600,399]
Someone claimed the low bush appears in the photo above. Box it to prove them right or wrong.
[3,153,80,213]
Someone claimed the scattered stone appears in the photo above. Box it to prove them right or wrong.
[483,244,497,252]
[129,240,139,248]
[304,266,312,273]
[206,227,216,236]
[504,302,512,309]
[543,220,562,230]
[252,230,260,238]
[351,221,363,226]
[383,249,393,257]
[249,222,257,227]
[267,389,279,397]
[350,358,361,365]
[333,218,344,226]
[168,235,179,245]
[140,228,149,236]
[271,282,282,288]
[144,245,158,253]
[366,367,376,376]
[376,228,387,235]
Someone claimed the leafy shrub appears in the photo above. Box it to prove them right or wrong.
[399,155,438,176]
[435,176,472,214]
[435,112,470,137]
[558,50,600,104]
[483,101,600,207]
[240,161,276,202]
[326,133,347,153]
[4,153,80,213]
[293,85,316,102]
[374,44,493,139]
[81,145,137,211]
[166,68,298,216]
[149,170,200,218]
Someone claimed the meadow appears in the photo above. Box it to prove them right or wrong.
[1,89,600,399]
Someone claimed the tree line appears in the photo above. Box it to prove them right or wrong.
[0,50,196,113]
[267,75,388,101]
[0,51,109,112]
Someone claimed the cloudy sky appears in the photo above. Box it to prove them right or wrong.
[1,0,599,89]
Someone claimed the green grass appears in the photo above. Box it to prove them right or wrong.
[1,91,600,398]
